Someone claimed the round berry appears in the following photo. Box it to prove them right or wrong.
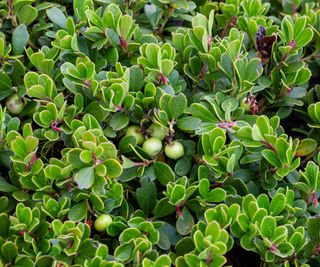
[94,214,113,232]
[142,138,163,157]
[125,125,145,145]
[6,94,24,115]
[240,98,250,112]
[148,123,169,141]
[165,141,184,160]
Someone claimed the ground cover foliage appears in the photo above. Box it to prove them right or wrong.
[0,0,320,266]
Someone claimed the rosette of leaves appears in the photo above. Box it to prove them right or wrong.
[129,83,157,123]
[85,3,138,51]
[6,123,42,177]
[147,92,187,141]
[51,17,79,52]
[9,203,53,262]
[0,213,34,266]
[41,196,70,220]
[177,216,233,267]
[32,100,67,141]
[278,16,314,57]
[151,0,190,10]
[308,101,320,128]
[0,33,25,100]
[0,105,20,167]
[99,63,137,135]
[45,157,123,216]
[143,0,194,32]
[201,127,242,183]
[174,14,263,94]
[264,16,314,116]
[237,4,275,42]
[163,177,197,235]
[179,92,249,134]
[26,46,60,76]
[173,16,219,87]
[61,57,100,97]
[235,115,311,189]
[253,216,306,265]
[50,219,98,265]
[292,161,320,212]
[214,0,240,29]
[24,71,58,102]
[141,255,171,267]
[27,80,84,141]
[204,203,240,229]
[230,190,307,264]
[137,43,176,85]
[84,244,125,267]
[114,216,162,265]
[8,0,38,26]
[5,123,55,201]
[47,120,122,190]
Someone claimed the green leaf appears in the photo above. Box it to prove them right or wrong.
[177,117,201,132]
[136,181,157,215]
[170,185,186,205]
[68,201,87,222]
[296,139,317,157]
[129,66,144,91]
[210,255,227,267]
[175,156,193,176]
[12,24,29,55]
[269,193,286,216]
[176,207,194,235]
[46,7,67,29]
[154,255,171,267]
[119,228,141,243]
[294,68,312,85]
[221,98,239,112]
[260,216,276,238]
[11,136,28,158]
[190,103,218,123]
[0,177,18,192]
[105,159,123,178]
[17,5,38,26]
[110,112,129,131]
[175,237,195,256]
[0,71,13,100]
[206,188,227,203]
[1,241,18,262]
[262,149,281,167]
[154,162,175,186]
[307,216,320,245]
[114,243,134,261]
[169,93,188,119]
[74,167,95,189]
[296,28,313,48]
[154,198,175,218]
[246,58,263,82]
[0,214,10,238]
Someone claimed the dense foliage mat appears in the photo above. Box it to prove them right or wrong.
[0,0,320,266]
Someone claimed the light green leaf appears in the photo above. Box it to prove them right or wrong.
[12,24,29,55]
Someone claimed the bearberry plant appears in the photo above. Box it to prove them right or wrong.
[0,0,320,266]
